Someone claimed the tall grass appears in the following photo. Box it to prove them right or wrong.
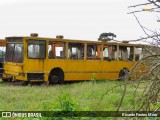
[0,80,146,111]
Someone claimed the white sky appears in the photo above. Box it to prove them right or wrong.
[0,0,159,41]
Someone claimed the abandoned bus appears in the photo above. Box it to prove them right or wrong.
[2,34,144,84]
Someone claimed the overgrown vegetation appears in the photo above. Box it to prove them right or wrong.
[0,80,150,119]
[42,92,79,111]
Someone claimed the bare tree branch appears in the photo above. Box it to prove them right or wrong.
[128,2,152,8]
[133,13,150,36]
[148,0,160,8]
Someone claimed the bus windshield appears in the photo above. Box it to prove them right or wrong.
[6,43,23,63]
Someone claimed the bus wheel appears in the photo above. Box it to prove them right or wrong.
[2,78,8,82]
[50,75,59,84]
[118,68,129,81]
[49,68,64,84]
[20,81,29,86]
[2,77,12,82]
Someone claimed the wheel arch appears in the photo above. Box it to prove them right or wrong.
[48,67,64,84]
[118,67,130,80]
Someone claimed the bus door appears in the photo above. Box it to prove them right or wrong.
[26,39,46,82]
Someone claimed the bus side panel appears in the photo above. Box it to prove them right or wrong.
[85,60,102,80]
[45,60,137,81]
[65,60,87,81]
[101,60,119,80]
[101,61,135,80]
[24,60,44,72]
[44,59,67,81]
[65,60,102,81]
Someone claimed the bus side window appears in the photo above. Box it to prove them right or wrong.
[119,46,134,61]
[135,47,143,61]
[103,46,110,60]
[48,45,52,58]
[103,45,117,61]
[128,47,134,61]
[48,42,65,59]
[68,43,84,60]
[119,46,128,60]
[87,44,101,60]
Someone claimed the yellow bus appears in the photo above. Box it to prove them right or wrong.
[2,34,144,84]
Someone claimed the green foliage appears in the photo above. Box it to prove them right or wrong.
[59,92,77,111]
[98,32,116,41]
[0,80,152,119]
[90,73,96,84]
[155,102,160,111]
[42,92,79,111]
[42,92,80,120]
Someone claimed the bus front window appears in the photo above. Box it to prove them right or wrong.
[28,40,46,59]
[6,44,23,63]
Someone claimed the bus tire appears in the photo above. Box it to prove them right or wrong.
[118,68,129,81]
[49,68,64,84]
[2,77,12,82]
[2,78,8,82]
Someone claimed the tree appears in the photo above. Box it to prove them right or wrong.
[98,32,116,41]
[116,0,160,114]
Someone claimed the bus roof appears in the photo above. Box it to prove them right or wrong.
[6,36,145,47]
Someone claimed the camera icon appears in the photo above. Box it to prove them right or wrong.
[2,112,11,117]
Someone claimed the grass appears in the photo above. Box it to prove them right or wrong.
[0,80,147,111]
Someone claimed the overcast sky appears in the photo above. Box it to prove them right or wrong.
[0,0,159,41]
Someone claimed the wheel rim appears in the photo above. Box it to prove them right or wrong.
[119,68,129,80]
[50,75,59,84]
